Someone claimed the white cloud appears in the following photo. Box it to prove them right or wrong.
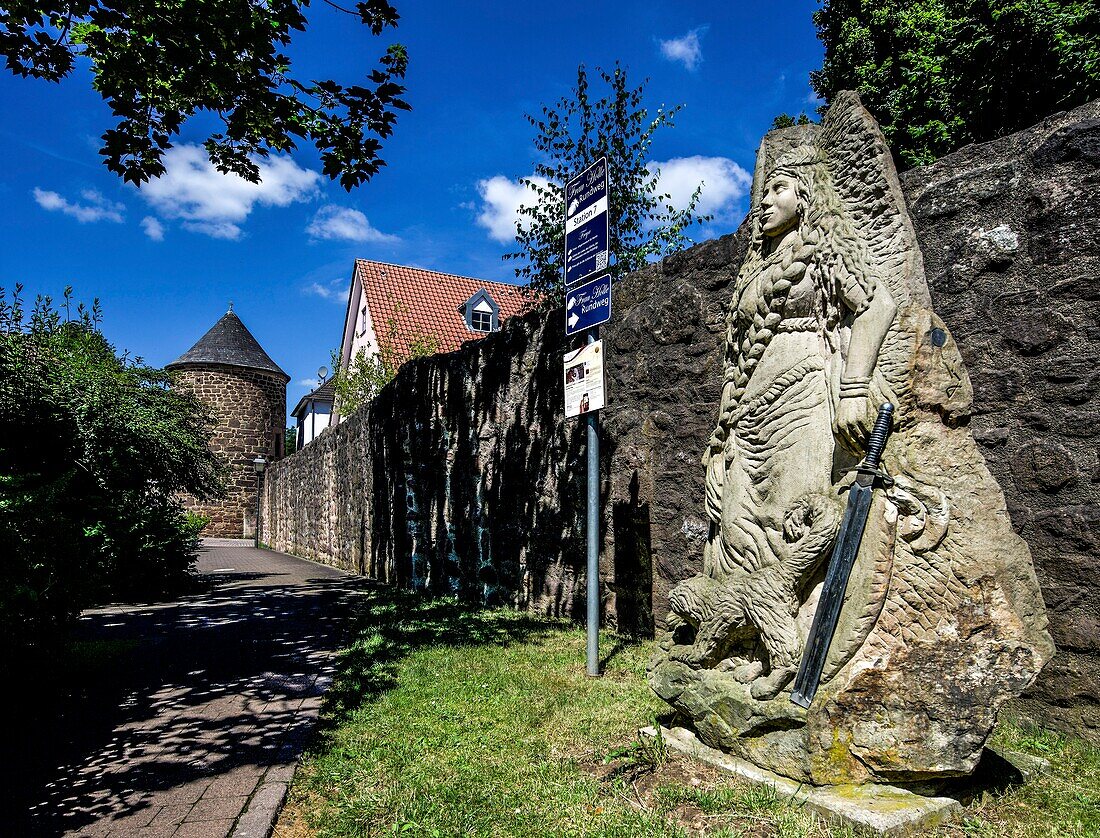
[648,156,752,221]
[182,220,243,240]
[33,187,124,223]
[298,377,320,388]
[141,215,165,241]
[659,27,707,71]
[475,175,551,243]
[473,159,748,245]
[307,205,397,243]
[137,145,320,240]
[306,278,346,301]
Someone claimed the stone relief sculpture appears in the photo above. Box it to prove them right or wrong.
[648,92,1054,786]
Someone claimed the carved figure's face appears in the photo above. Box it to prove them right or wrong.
[760,174,800,237]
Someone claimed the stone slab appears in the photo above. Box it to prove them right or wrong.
[992,749,1050,782]
[641,726,962,836]
[231,778,289,838]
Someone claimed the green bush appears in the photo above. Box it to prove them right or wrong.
[812,0,1100,168]
[0,286,222,656]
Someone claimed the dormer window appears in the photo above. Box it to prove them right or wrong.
[462,290,499,333]
[471,302,493,332]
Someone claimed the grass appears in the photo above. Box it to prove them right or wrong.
[276,589,1100,838]
[951,721,1100,837]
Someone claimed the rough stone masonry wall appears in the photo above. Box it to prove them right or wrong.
[175,364,286,538]
[263,311,600,618]
[264,100,1099,734]
[898,101,1100,737]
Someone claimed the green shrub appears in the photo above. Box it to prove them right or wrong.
[0,286,222,657]
[812,0,1100,168]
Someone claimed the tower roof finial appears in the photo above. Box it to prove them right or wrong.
[228,300,234,313]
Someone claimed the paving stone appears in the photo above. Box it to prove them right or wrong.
[176,819,235,838]
[204,767,263,799]
[146,804,191,828]
[185,794,248,823]
[15,545,365,836]
[231,782,289,838]
[104,805,159,830]
[73,821,113,837]
[130,825,178,838]
[262,763,297,785]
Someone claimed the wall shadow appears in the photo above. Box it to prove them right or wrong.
[611,471,653,637]
[320,587,560,726]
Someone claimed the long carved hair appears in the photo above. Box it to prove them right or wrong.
[714,146,878,437]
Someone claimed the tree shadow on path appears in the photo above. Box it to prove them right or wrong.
[3,545,565,837]
[3,547,374,836]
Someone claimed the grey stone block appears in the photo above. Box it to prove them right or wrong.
[644,726,961,836]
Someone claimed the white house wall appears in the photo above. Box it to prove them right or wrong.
[335,272,381,424]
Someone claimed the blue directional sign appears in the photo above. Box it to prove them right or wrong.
[565,273,611,336]
[564,157,609,288]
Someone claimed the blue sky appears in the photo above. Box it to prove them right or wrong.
[0,1,823,416]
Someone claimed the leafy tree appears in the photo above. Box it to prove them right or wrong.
[771,112,814,129]
[332,301,440,416]
[506,64,711,304]
[0,0,410,187]
[0,286,221,657]
[812,0,1100,168]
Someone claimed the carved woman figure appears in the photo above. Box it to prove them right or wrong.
[668,145,897,699]
[653,94,1051,785]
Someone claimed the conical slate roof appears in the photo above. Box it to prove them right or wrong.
[167,309,289,381]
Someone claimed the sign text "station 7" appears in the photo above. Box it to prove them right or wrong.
[564,157,609,290]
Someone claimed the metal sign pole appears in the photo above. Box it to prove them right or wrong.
[563,156,609,679]
[586,326,600,676]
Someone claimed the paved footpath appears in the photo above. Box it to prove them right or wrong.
[10,542,371,838]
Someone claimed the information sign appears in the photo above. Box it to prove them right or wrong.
[565,273,611,336]
[564,157,609,288]
[563,340,605,418]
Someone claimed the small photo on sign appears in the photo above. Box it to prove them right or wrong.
[563,340,605,418]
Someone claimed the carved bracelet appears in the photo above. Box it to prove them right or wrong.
[839,376,871,399]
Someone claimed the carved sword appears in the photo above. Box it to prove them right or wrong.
[790,402,894,709]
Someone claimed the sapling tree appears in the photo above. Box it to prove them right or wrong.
[506,63,710,305]
[331,300,440,416]
[771,112,814,129]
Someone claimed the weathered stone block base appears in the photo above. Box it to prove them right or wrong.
[641,725,962,836]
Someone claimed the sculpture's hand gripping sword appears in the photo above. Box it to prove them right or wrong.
[790,402,895,709]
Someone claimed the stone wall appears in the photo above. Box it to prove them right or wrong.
[262,232,746,634]
[264,100,1099,733]
[263,307,599,618]
[899,102,1100,736]
[175,364,286,538]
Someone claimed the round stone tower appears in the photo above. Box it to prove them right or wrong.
[167,307,289,539]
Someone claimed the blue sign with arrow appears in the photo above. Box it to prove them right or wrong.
[564,157,609,288]
[565,273,611,336]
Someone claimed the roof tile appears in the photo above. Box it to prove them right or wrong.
[355,259,532,357]
[291,377,336,418]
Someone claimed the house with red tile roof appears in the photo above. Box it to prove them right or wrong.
[335,259,531,420]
